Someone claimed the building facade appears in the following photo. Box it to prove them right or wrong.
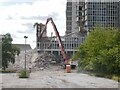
[66,0,120,34]
[66,1,72,34]
[84,1,120,31]
[37,36,85,57]
[66,0,85,35]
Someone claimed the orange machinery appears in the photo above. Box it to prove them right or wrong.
[45,18,71,66]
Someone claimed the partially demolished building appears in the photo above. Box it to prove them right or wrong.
[34,23,85,58]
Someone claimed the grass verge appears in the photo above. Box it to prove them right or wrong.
[0,69,16,73]
[89,72,120,82]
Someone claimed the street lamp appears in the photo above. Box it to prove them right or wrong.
[24,36,28,71]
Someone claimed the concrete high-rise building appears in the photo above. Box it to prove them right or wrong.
[66,0,87,36]
[66,0,120,34]
[84,1,120,31]
[66,1,84,35]
[66,1,72,34]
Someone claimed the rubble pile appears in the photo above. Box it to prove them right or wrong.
[32,52,62,71]
[8,49,62,71]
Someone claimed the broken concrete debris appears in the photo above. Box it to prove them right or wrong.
[32,52,62,71]
[8,49,62,71]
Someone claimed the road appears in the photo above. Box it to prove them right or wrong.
[0,66,119,88]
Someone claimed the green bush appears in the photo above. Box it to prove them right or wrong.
[73,27,120,75]
[18,69,30,78]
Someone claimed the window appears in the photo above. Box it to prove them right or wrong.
[66,11,72,16]
[79,6,82,10]
[67,17,72,21]
[67,6,72,10]
[77,11,82,16]
[67,26,72,30]
[67,2,72,6]
[67,22,72,25]
[37,43,39,48]
[93,4,95,8]
[93,22,94,26]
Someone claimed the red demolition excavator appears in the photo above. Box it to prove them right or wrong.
[40,17,76,73]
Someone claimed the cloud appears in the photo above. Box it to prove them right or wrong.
[21,12,59,21]
[0,0,49,3]
[17,23,34,34]
[0,0,64,21]
[0,0,66,48]
[0,0,32,2]
[11,33,17,39]
[22,23,33,27]
[6,16,14,20]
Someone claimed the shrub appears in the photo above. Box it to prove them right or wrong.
[73,27,120,75]
[18,69,30,78]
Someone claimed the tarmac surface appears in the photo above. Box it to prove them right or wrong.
[0,66,119,88]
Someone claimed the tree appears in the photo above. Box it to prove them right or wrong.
[2,33,20,70]
[72,27,120,75]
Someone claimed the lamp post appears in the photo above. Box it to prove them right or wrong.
[24,36,28,71]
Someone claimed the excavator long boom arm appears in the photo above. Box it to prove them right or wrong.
[45,18,70,64]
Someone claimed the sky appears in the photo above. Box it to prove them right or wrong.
[0,0,67,49]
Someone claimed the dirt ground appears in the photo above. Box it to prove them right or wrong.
[0,65,119,88]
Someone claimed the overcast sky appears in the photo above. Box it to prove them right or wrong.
[0,0,67,49]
